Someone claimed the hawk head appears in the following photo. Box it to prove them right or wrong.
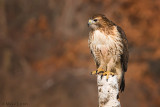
[88,14,114,30]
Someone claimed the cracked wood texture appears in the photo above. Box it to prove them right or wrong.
[97,75,121,107]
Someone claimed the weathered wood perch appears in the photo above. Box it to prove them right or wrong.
[97,75,121,107]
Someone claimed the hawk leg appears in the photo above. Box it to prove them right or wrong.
[101,71,115,80]
[91,67,105,75]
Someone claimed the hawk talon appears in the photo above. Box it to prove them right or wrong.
[91,68,105,75]
[100,75,103,79]
[91,70,97,75]
[102,71,115,80]
[97,71,104,74]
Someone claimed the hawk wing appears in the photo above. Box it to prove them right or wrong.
[117,26,129,92]
[117,26,129,72]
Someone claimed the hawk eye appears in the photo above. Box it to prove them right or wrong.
[93,19,98,22]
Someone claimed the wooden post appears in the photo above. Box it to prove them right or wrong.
[97,75,121,107]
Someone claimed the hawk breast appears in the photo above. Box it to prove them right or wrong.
[89,27,123,57]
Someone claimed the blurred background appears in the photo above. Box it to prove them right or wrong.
[0,0,160,107]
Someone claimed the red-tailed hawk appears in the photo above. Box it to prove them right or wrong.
[88,14,129,92]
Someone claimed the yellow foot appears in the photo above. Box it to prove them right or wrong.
[91,68,104,75]
[102,71,115,79]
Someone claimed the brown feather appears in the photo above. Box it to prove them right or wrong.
[117,26,129,72]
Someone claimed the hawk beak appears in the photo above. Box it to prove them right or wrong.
[88,19,93,26]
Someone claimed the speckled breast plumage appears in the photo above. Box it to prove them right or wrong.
[88,26,123,68]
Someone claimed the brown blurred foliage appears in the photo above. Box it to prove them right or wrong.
[0,0,160,107]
